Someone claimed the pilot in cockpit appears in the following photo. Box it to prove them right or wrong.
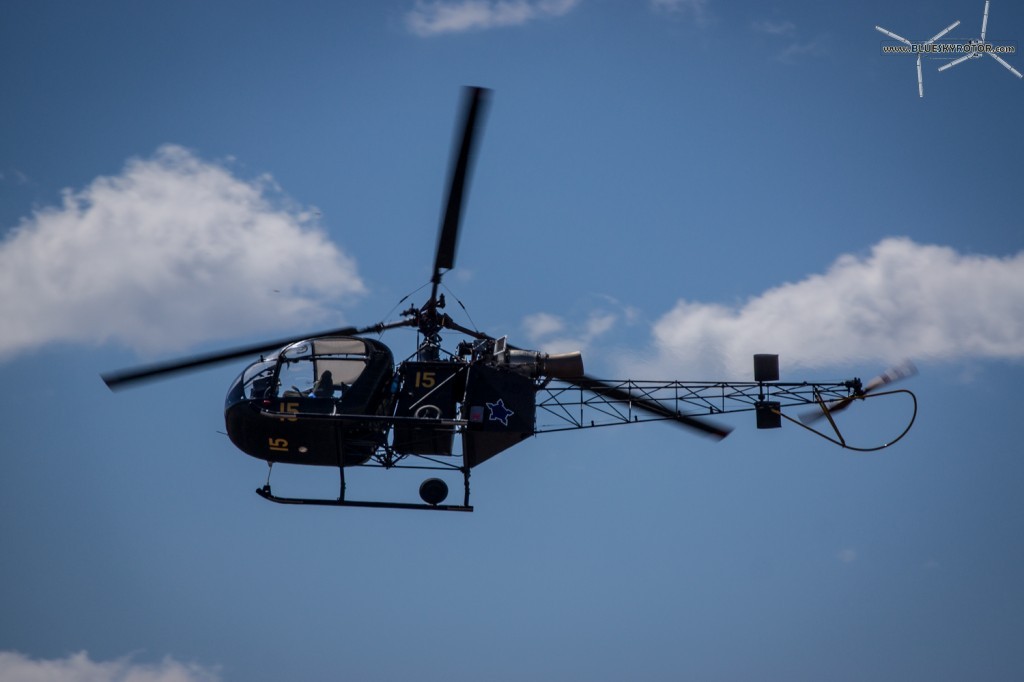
[312,370,336,398]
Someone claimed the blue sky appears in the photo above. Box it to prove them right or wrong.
[2,1,1023,680]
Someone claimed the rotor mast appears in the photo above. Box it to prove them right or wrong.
[419,86,491,360]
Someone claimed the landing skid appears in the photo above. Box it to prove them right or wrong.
[256,460,474,512]
[256,485,473,511]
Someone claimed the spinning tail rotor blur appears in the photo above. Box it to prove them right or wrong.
[800,361,918,425]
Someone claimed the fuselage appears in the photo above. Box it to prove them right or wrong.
[223,337,395,466]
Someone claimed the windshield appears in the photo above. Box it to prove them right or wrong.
[240,360,277,399]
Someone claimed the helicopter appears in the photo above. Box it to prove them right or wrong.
[103,87,918,512]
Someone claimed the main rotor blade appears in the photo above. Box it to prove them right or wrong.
[433,86,490,285]
[939,53,972,71]
[917,54,924,97]
[926,20,960,45]
[562,375,732,440]
[981,0,989,41]
[102,320,409,390]
[988,52,1024,78]
[875,25,912,46]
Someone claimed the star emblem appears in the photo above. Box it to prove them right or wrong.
[486,398,515,426]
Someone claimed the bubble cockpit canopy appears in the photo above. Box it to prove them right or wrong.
[231,337,392,402]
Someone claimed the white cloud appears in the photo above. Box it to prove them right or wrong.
[650,0,709,24]
[405,0,579,37]
[749,18,826,63]
[778,37,827,63]
[1,168,32,185]
[523,309,625,356]
[622,238,1024,379]
[751,19,796,36]
[0,145,364,359]
[0,651,220,682]
[523,312,566,339]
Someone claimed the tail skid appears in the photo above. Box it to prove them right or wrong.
[782,388,918,451]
